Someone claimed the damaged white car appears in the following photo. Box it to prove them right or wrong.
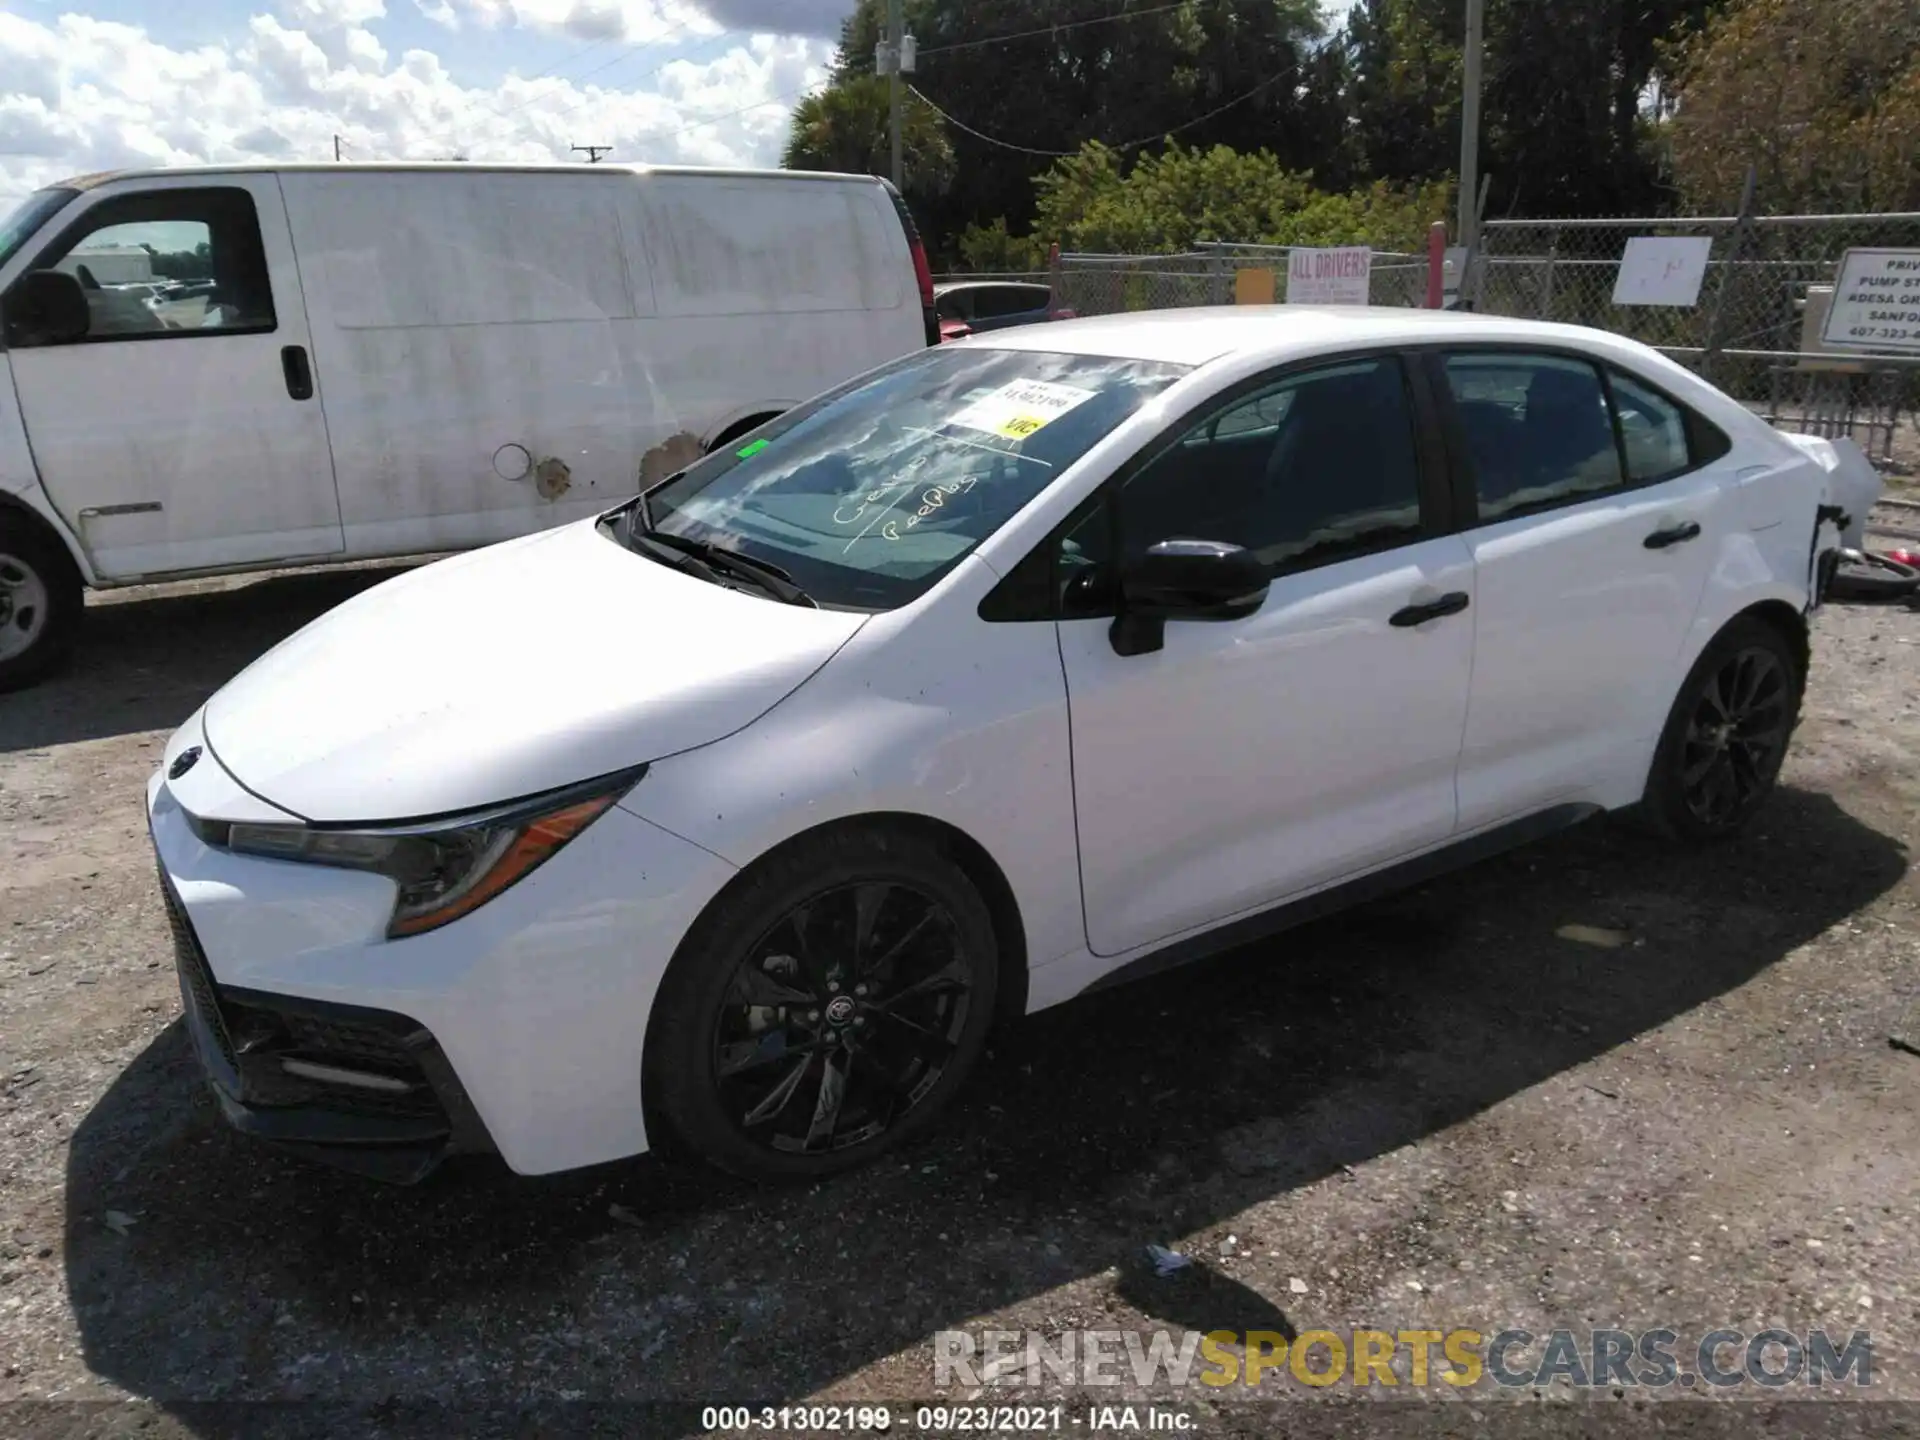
[146,307,1874,1183]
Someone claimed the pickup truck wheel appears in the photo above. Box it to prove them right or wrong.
[1639,616,1803,844]
[0,515,81,692]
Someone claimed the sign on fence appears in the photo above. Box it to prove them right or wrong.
[1611,236,1712,307]
[1821,248,1920,352]
[1233,267,1276,305]
[1286,246,1372,305]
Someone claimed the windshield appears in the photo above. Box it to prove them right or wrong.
[0,188,77,274]
[642,347,1189,610]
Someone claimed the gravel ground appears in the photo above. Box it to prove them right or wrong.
[2,525,1918,1440]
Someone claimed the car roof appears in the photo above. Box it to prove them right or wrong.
[960,305,1639,368]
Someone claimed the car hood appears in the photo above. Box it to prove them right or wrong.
[202,520,867,823]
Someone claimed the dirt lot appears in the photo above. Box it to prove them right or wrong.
[2,527,1918,1440]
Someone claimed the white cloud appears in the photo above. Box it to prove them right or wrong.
[0,8,835,202]
[281,0,389,27]
[424,0,725,44]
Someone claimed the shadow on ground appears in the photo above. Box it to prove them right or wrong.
[0,562,420,752]
[61,783,1907,1429]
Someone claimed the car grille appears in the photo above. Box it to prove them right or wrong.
[158,864,239,1074]
[153,864,461,1133]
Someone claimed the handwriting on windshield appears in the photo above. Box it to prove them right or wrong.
[836,472,981,551]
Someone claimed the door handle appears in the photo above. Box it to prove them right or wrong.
[280,344,313,402]
[1644,521,1702,550]
[1390,591,1471,627]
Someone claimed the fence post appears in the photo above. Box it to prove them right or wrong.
[1701,165,1759,384]
[1539,226,1558,323]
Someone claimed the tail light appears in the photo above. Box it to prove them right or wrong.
[1048,305,1076,322]
[880,178,939,347]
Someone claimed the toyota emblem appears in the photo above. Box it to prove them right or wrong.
[168,746,202,780]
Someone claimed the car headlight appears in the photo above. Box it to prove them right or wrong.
[218,767,644,939]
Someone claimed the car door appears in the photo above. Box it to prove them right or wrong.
[3,177,343,579]
[1427,348,1731,831]
[1053,352,1477,957]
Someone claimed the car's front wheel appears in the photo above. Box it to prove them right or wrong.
[645,825,999,1182]
[1640,615,1804,843]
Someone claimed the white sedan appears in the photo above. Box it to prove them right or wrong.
[146,307,1876,1184]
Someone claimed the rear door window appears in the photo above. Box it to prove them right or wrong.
[1440,352,1623,522]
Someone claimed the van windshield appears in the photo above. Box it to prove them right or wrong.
[0,188,77,273]
[639,346,1189,611]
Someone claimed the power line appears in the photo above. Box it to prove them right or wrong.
[572,143,613,162]
[914,1,1194,61]
[908,73,1291,158]
[534,29,737,126]
[489,18,697,122]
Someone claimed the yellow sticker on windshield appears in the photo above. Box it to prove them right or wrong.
[949,379,1097,441]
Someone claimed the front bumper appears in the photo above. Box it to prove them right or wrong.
[158,862,493,1182]
[147,720,740,1179]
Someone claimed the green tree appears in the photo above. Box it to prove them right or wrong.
[817,0,1344,257]
[1341,0,1728,216]
[1665,0,1920,212]
[1030,139,1449,254]
[782,72,956,200]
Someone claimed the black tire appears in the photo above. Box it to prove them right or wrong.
[1828,550,1920,603]
[1639,616,1804,844]
[645,824,999,1183]
[0,511,82,693]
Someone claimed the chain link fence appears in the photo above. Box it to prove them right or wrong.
[1472,213,1920,465]
[1049,242,1431,318]
[967,218,1920,467]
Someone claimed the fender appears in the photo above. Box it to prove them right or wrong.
[624,555,1088,986]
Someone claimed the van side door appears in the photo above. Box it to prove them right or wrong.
[2,176,343,579]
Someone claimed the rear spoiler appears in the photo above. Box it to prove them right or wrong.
[879,178,939,347]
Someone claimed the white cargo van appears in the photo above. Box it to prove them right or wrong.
[0,162,937,689]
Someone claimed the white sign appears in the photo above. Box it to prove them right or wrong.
[1611,236,1712,307]
[1821,248,1920,352]
[948,379,1096,441]
[1286,246,1372,305]
[1442,246,1470,307]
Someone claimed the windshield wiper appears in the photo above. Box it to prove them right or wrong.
[632,528,816,608]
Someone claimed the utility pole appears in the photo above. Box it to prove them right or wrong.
[1457,0,1484,252]
[876,0,914,188]
[887,0,905,188]
[571,144,612,163]
[333,134,343,162]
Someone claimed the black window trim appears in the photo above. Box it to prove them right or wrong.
[3,183,279,350]
[979,344,1457,623]
[1414,342,1734,530]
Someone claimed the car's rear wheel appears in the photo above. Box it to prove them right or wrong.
[1640,616,1803,843]
[0,513,82,693]
[646,825,998,1182]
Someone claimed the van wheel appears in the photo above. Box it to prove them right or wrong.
[645,825,998,1183]
[1639,616,1803,844]
[0,513,82,693]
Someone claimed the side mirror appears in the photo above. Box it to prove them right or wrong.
[5,269,90,348]
[1109,537,1270,657]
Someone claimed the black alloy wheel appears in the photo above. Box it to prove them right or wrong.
[645,825,1000,1182]
[713,881,973,1155]
[1677,645,1792,829]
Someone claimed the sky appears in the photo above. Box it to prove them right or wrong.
[0,0,1358,206]
[0,0,855,203]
